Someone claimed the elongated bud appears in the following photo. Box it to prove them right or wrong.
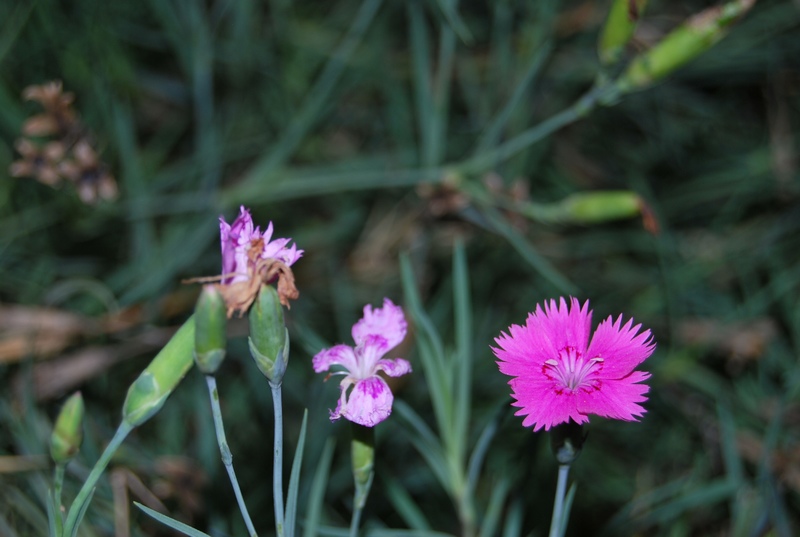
[123,317,195,427]
[598,0,648,65]
[550,422,586,465]
[194,285,227,375]
[560,190,642,224]
[248,285,289,384]
[50,392,84,464]
[617,0,755,92]
[351,424,375,509]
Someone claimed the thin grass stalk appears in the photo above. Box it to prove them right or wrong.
[271,381,286,537]
[205,375,258,537]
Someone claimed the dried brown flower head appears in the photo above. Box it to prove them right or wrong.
[59,140,118,203]
[9,139,65,186]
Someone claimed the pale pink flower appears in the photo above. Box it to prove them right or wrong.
[493,297,655,432]
[313,298,411,427]
[219,206,303,284]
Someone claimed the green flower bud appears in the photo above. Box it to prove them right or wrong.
[248,284,289,384]
[598,0,648,65]
[123,316,195,427]
[550,421,586,465]
[50,392,84,464]
[194,285,227,375]
[560,190,641,224]
[617,0,755,92]
[351,424,375,509]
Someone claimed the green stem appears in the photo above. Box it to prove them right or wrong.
[548,464,571,537]
[350,424,375,537]
[271,381,285,537]
[205,375,258,537]
[53,463,65,535]
[62,421,133,537]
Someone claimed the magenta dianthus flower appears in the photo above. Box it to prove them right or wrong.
[313,298,412,427]
[219,206,303,284]
[493,297,655,432]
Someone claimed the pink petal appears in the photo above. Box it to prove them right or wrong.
[354,335,390,377]
[375,357,412,377]
[508,376,589,432]
[352,298,407,348]
[339,376,394,427]
[312,344,358,374]
[586,315,655,379]
[575,371,650,421]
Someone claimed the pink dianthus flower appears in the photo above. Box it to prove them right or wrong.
[492,297,655,432]
[219,206,303,284]
[313,298,411,427]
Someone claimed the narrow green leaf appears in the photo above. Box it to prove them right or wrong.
[285,409,309,537]
[134,502,212,537]
[558,482,578,537]
[394,401,451,493]
[452,240,472,468]
[501,498,523,537]
[383,472,431,531]
[478,478,511,537]
[302,439,335,537]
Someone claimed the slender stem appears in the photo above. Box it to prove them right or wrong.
[548,464,571,537]
[205,375,258,537]
[271,381,285,537]
[63,421,133,537]
[53,463,65,535]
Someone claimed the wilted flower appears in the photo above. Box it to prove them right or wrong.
[219,206,303,284]
[313,298,411,427]
[203,206,302,317]
[22,80,77,137]
[493,297,655,432]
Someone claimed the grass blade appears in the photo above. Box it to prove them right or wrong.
[134,502,212,537]
[285,409,309,537]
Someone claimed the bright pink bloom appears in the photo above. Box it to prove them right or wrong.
[313,298,411,427]
[219,206,303,283]
[492,297,655,432]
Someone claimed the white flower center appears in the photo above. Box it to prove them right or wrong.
[542,346,603,393]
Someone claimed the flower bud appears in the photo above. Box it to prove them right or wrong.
[598,0,648,65]
[351,424,375,509]
[248,284,289,384]
[123,317,195,427]
[617,0,755,92]
[194,286,227,375]
[560,190,642,224]
[50,392,84,464]
[550,421,586,465]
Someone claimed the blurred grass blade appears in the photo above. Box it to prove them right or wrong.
[478,477,510,537]
[394,400,451,492]
[434,0,472,43]
[0,3,33,67]
[501,499,523,537]
[285,409,309,537]
[408,0,434,167]
[474,203,576,293]
[302,438,335,537]
[465,407,500,501]
[383,472,432,531]
[232,0,385,196]
[134,502,211,537]
[475,41,552,153]
[368,530,456,537]
[451,240,471,468]
[400,253,452,437]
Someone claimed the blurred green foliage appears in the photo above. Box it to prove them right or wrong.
[1,0,799,536]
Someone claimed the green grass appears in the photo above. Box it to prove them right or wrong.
[1,0,799,536]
